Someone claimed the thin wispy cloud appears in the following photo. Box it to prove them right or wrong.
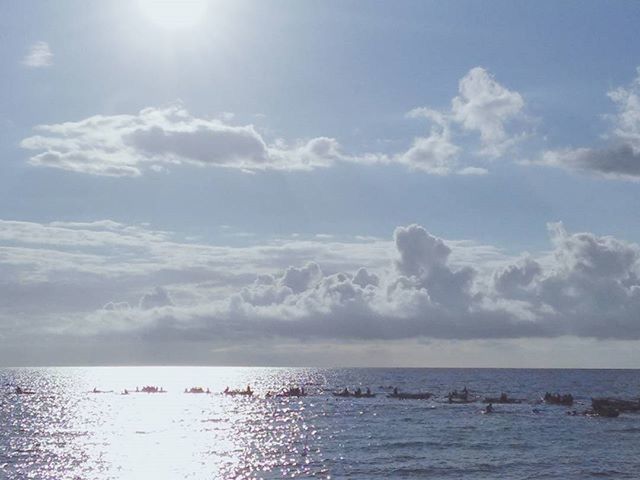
[22,41,53,68]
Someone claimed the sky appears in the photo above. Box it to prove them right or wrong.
[1,0,640,367]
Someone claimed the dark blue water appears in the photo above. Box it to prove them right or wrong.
[1,367,639,479]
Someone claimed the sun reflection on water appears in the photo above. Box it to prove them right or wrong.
[1,367,330,480]
[7,367,639,479]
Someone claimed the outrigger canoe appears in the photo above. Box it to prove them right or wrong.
[387,392,433,400]
[333,391,376,398]
[223,390,253,396]
[483,396,522,404]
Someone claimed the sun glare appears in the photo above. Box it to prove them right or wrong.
[138,0,209,30]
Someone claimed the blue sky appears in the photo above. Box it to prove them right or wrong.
[1,1,640,366]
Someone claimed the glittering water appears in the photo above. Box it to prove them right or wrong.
[1,367,640,479]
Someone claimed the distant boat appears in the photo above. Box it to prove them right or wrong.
[387,392,433,400]
[185,387,210,394]
[139,386,166,393]
[543,392,573,406]
[483,393,522,404]
[268,386,306,398]
[446,389,477,404]
[591,397,640,413]
[223,386,253,396]
[333,388,375,398]
[90,388,114,394]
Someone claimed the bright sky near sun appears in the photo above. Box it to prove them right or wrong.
[1,0,640,367]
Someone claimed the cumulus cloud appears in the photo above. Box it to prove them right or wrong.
[401,67,527,173]
[451,67,525,157]
[493,256,541,297]
[139,286,174,309]
[20,105,358,176]
[20,67,528,177]
[22,41,53,68]
[36,221,637,344]
[396,121,461,175]
[3,218,639,358]
[537,67,640,180]
[608,69,640,150]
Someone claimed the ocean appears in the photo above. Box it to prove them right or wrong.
[1,367,639,479]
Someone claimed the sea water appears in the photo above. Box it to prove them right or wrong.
[1,367,639,479]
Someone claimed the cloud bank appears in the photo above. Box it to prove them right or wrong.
[2,219,639,352]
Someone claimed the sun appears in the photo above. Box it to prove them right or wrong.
[138,0,209,30]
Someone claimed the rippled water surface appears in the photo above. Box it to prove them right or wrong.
[1,367,640,479]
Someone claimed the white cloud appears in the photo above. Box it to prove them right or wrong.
[608,67,640,150]
[397,124,461,175]
[3,218,640,344]
[537,67,640,180]
[20,105,351,176]
[139,286,174,309]
[2,218,640,364]
[20,68,527,178]
[539,145,640,181]
[400,67,527,173]
[22,41,53,68]
[451,67,525,157]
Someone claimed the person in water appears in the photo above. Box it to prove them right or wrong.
[485,403,493,413]
[366,387,371,395]
[342,387,349,396]
[246,385,252,394]
[393,387,398,395]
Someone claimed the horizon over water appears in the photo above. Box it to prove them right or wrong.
[2,366,640,479]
